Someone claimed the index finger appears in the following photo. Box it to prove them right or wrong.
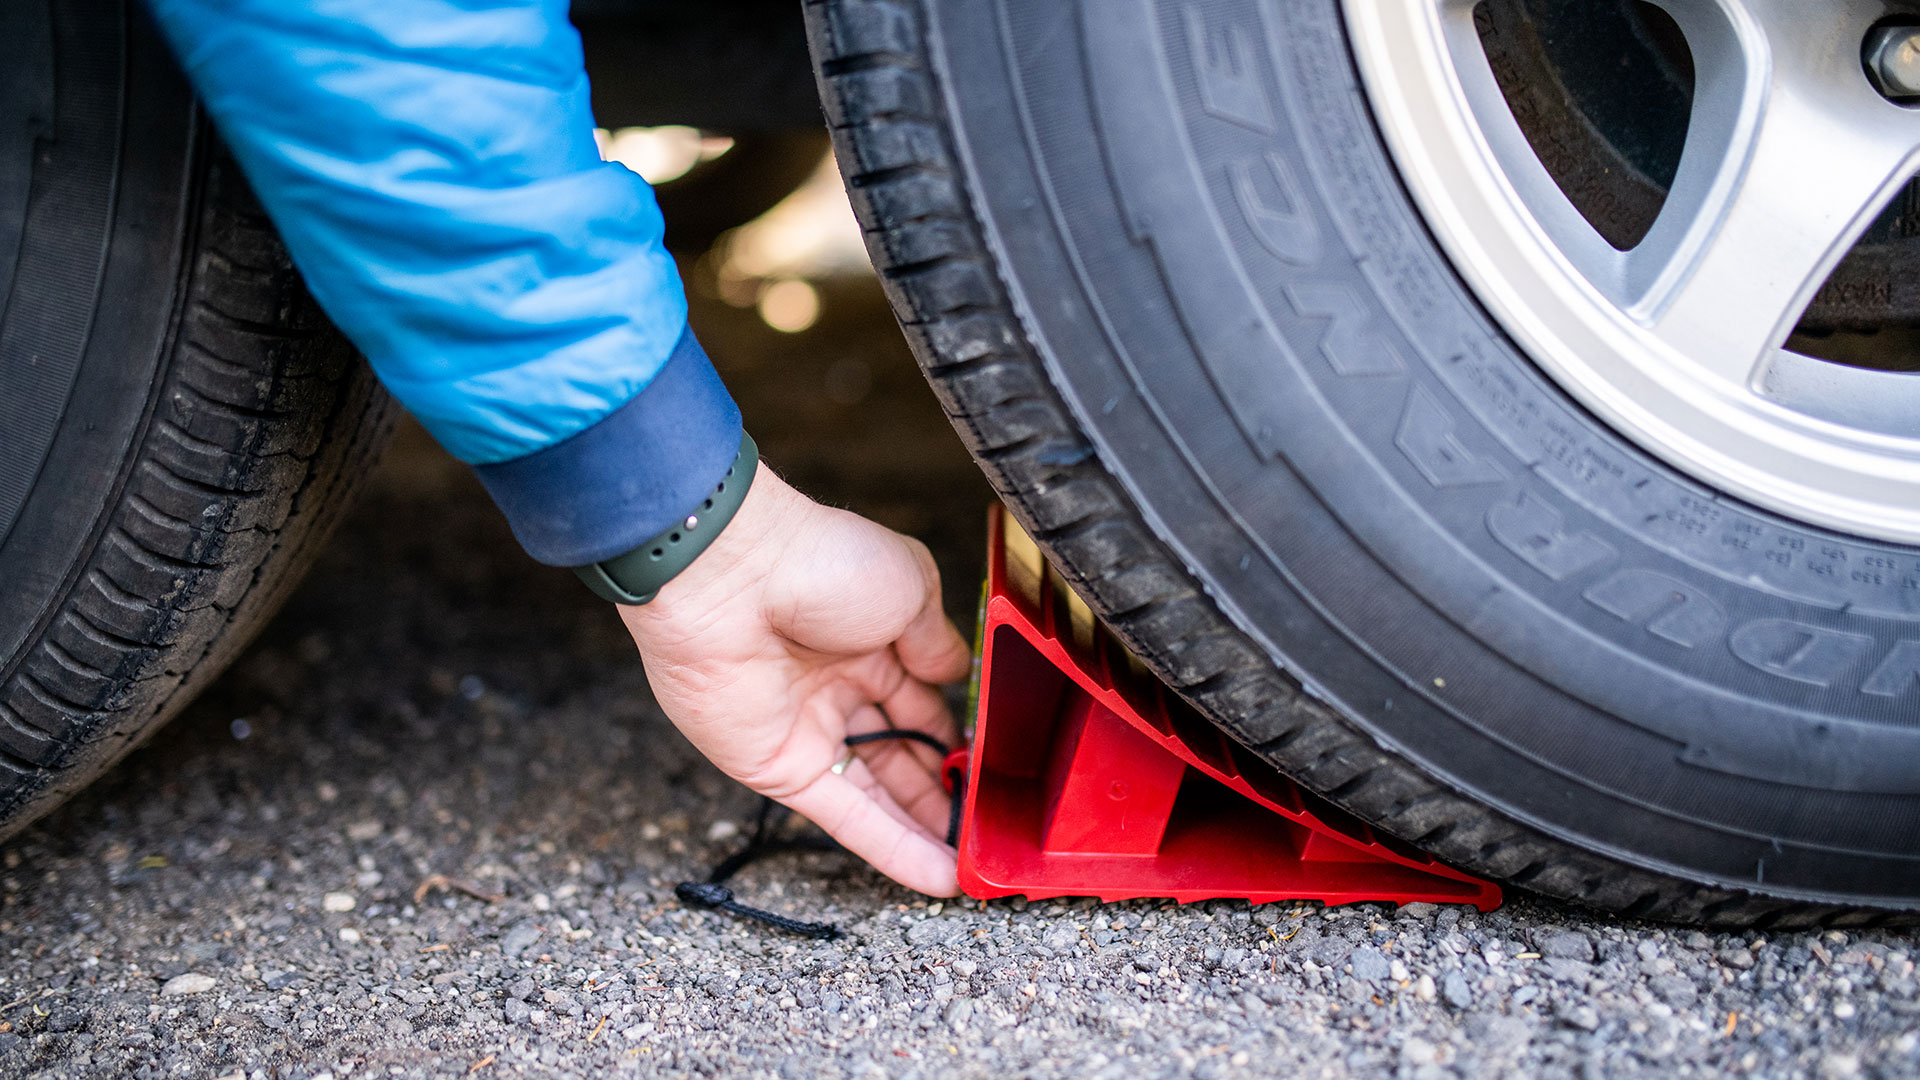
[780,767,959,897]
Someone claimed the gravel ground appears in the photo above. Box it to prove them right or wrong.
[4,281,1920,1079]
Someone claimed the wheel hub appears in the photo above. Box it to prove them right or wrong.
[1345,0,1920,544]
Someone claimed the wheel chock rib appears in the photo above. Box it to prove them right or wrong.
[952,506,1502,911]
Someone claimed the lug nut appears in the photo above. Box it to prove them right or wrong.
[1867,24,1920,100]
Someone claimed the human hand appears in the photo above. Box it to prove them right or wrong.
[617,468,971,896]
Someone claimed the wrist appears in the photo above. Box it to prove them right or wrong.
[645,469,794,606]
[571,432,759,605]
[616,468,803,653]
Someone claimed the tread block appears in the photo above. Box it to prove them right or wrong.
[957,398,1063,449]
[839,119,946,178]
[148,421,274,492]
[182,304,337,381]
[881,259,996,323]
[824,0,919,60]
[922,312,1024,368]
[868,218,980,270]
[120,494,276,572]
[166,385,325,460]
[94,531,209,611]
[134,459,289,535]
[176,345,340,416]
[71,574,207,647]
[0,677,92,746]
[45,614,153,683]
[0,707,63,768]
[824,66,934,128]
[843,171,965,228]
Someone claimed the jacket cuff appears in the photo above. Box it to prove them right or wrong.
[472,327,743,566]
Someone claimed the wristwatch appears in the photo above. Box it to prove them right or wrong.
[570,432,758,605]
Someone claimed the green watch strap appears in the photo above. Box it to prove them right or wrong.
[571,433,759,605]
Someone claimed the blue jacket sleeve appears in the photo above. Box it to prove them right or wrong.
[144,0,743,566]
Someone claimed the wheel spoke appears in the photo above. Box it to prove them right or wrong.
[1626,0,1920,389]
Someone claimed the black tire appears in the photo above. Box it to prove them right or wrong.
[0,4,393,839]
[807,0,1920,926]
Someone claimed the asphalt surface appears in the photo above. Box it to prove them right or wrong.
[3,280,1920,1079]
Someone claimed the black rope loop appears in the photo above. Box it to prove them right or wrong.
[674,881,840,940]
[674,729,968,940]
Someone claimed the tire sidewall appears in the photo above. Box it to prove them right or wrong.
[933,0,1920,903]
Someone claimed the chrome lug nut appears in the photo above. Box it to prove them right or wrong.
[1866,24,1920,100]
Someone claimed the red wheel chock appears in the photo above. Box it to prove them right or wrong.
[951,507,1501,911]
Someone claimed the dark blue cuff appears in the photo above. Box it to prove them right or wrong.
[473,328,743,566]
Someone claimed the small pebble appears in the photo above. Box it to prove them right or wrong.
[501,922,542,957]
[1537,929,1595,962]
[1821,1053,1861,1079]
[905,917,966,948]
[1401,1037,1440,1066]
[1349,947,1390,983]
[160,974,215,996]
[1562,1006,1600,1032]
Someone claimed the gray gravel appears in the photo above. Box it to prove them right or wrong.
[4,286,1919,1078]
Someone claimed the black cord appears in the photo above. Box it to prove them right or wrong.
[844,729,951,756]
[945,764,965,849]
[673,881,842,939]
[674,730,966,939]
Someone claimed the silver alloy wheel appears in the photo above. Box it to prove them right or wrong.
[1345,0,1920,544]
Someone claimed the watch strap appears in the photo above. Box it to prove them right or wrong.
[571,432,758,605]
